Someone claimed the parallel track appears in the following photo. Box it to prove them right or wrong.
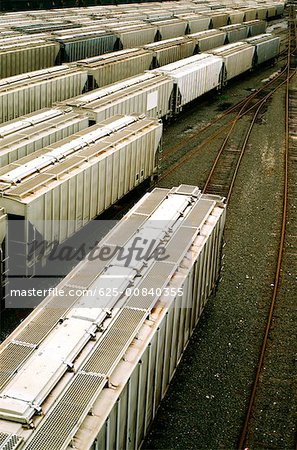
[238,8,296,448]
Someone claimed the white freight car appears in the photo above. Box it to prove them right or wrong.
[61,72,173,121]
[0,184,226,450]
[72,49,153,89]
[0,37,60,78]
[143,36,196,68]
[0,66,88,123]
[207,42,255,82]
[0,115,162,269]
[153,53,223,112]
[0,108,89,166]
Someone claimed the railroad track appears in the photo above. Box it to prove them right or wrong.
[238,8,297,448]
[159,64,290,186]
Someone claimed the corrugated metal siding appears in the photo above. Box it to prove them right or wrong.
[188,29,226,52]
[226,10,245,24]
[208,42,255,81]
[245,20,267,37]
[151,19,187,40]
[245,35,280,65]
[84,198,226,450]
[0,68,88,123]
[153,54,223,110]
[0,110,89,166]
[113,25,157,48]
[144,38,196,68]
[79,76,173,121]
[0,208,6,245]
[220,24,249,44]
[53,32,118,62]
[0,40,60,78]
[74,50,153,89]
[0,116,162,256]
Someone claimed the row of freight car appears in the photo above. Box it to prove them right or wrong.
[0,184,227,450]
[0,20,269,80]
[0,33,280,278]
[0,2,284,76]
[0,1,285,20]
[0,31,280,124]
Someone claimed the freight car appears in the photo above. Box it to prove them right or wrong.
[0,114,162,272]
[0,36,60,78]
[207,41,256,82]
[188,29,226,52]
[59,33,280,122]
[245,33,281,65]
[143,36,197,68]
[0,208,7,306]
[62,72,174,121]
[0,65,88,123]
[72,48,153,89]
[68,22,268,89]
[51,29,118,62]
[152,53,223,113]
[0,107,89,166]
[0,184,226,450]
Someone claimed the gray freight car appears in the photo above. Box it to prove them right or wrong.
[245,33,280,65]
[0,184,226,450]
[244,20,267,37]
[0,107,89,166]
[51,30,118,63]
[61,72,174,121]
[72,49,153,89]
[0,66,88,123]
[0,37,60,78]
[0,115,162,270]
